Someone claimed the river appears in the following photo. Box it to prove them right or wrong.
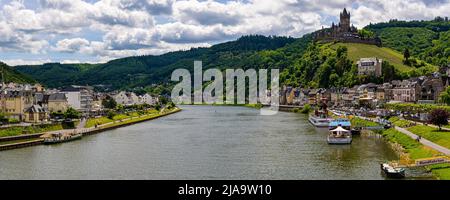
[0,105,399,180]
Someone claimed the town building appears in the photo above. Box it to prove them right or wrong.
[357,58,383,77]
[0,90,34,120]
[61,86,93,113]
[418,76,444,104]
[24,104,48,123]
[391,80,421,103]
[47,93,69,113]
[113,91,140,106]
[139,93,158,105]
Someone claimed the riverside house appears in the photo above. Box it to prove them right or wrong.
[113,91,140,106]
[139,93,158,105]
[24,104,48,123]
[47,93,69,113]
[0,90,34,121]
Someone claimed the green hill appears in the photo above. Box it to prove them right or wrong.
[365,18,450,66]
[15,35,300,89]
[330,43,437,72]
[0,62,36,84]
[13,18,449,92]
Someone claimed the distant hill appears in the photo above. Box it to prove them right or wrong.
[365,18,450,66]
[15,35,298,89]
[0,62,36,84]
[13,18,449,92]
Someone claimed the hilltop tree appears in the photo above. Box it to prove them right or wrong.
[429,109,449,131]
[403,48,411,65]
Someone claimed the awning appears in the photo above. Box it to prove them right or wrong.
[330,126,350,133]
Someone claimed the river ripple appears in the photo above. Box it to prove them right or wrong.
[0,105,398,180]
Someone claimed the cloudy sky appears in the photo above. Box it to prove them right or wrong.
[0,0,449,66]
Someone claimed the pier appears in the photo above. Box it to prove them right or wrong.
[0,139,44,151]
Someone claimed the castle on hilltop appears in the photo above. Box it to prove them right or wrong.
[314,8,382,47]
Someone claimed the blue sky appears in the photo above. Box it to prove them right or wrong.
[0,0,449,66]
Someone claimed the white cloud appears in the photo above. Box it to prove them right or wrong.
[53,38,91,52]
[2,58,52,66]
[1,0,450,64]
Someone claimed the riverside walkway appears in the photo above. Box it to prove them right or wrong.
[394,126,450,156]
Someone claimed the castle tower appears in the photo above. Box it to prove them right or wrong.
[340,8,351,32]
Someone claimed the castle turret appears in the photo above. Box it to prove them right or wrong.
[340,8,351,32]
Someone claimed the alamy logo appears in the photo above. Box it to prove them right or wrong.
[171,61,280,115]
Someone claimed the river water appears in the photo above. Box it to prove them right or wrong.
[0,105,399,180]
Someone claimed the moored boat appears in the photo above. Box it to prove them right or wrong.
[44,132,82,144]
[327,126,352,145]
[329,118,351,130]
[380,163,406,178]
[351,127,361,135]
[308,114,333,127]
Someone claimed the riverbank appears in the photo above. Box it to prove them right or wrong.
[381,128,450,180]
[323,111,450,180]
[351,116,450,180]
[0,107,181,151]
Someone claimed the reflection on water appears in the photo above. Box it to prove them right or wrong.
[0,105,402,180]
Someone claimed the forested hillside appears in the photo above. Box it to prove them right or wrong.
[15,35,298,89]
[0,62,36,84]
[366,18,450,66]
[13,18,449,94]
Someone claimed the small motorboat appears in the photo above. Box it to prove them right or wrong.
[381,163,406,179]
[351,127,361,135]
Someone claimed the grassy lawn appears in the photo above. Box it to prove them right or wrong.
[0,124,63,138]
[100,108,179,129]
[381,128,450,180]
[331,43,412,72]
[428,164,450,180]
[350,117,379,127]
[407,125,450,149]
[388,117,415,128]
[85,109,161,128]
[381,129,440,160]
[85,117,114,128]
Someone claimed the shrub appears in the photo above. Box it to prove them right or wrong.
[300,104,312,114]
[107,111,116,120]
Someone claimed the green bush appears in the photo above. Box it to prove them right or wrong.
[107,111,116,120]
[7,118,20,124]
[300,104,312,114]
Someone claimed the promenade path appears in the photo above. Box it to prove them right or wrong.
[394,126,450,156]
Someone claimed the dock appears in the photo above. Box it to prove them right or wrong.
[0,139,44,151]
